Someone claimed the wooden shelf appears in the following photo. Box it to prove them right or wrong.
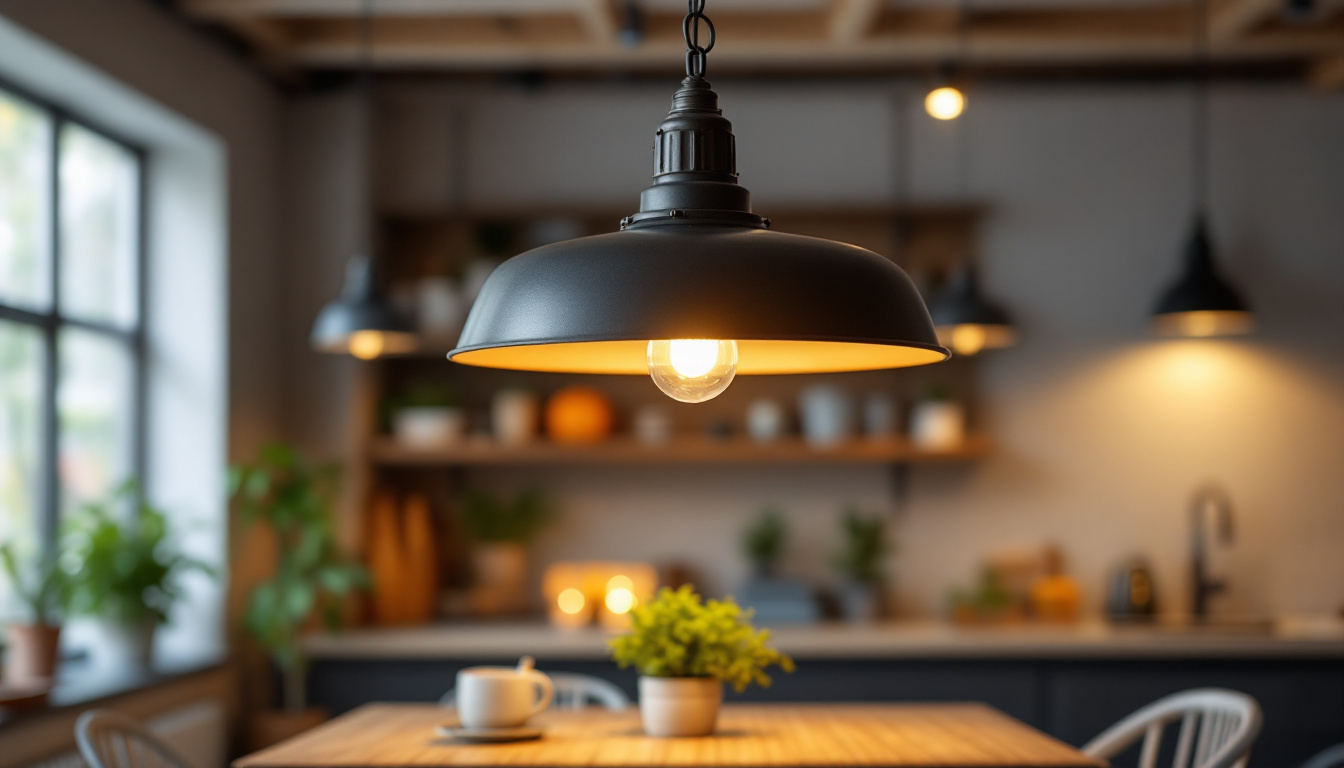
[369,435,990,467]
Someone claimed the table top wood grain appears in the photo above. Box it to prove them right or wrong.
[233,703,1104,768]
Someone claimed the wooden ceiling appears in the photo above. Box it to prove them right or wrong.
[178,0,1344,87]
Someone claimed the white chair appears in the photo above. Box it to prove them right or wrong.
[440,672,631,711]
[1082,688,1262,768]
[76,710,194,768]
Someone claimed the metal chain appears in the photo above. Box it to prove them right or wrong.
[683,0,716,79]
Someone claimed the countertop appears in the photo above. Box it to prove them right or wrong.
[303,616,1344,661]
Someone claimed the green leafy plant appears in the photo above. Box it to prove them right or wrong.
[741,508,786,576]
[831,508,888,584]
[64,481,212,627]
[609,585,794,692]
[229,443,370,711]
[460,488,553,543]
[0,543,69,626]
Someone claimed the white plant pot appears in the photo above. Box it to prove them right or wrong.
[639,676,722,737]
[910,401,965,450]
[95,618,156,673]
[395,407,466,448]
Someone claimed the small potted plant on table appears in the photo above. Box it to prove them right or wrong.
[609,585,794,737]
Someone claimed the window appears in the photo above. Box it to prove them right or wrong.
[0,82,145,585]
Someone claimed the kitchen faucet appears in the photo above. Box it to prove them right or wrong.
[1190,485,1236,620]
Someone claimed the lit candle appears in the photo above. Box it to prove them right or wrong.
[543,563,593,629]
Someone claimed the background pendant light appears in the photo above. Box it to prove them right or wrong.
[451,0,948,403]
[931,265,1017,356]
[1150,0,1253,338]
[925,0,970,120]
[310,0,414,359]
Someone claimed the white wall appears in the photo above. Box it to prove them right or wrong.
[349,77,1344,620]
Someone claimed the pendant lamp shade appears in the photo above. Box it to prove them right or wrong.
[312,256,416,359]
[1151,217,1253,338]
[929,265,1017,356]
[450,75,947,379]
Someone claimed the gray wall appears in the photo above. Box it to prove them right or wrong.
[329,78,1344,618]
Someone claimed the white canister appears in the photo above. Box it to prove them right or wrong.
[863,393,898,440]
[798,386,852,449]
[746,399,786,443]
[910,400,966,450]
[492,390,540,445]
[395,407,467,448]
[638,676,723,737]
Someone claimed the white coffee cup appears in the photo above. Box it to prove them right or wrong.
[456,665,554,729]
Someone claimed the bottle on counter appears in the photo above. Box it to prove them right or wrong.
[1030,545,1081,622]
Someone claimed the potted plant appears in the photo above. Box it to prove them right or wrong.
[64,481,212,671]
[610,585,794,737]
[389,382,465,448]
[460,488,553,615]
[742,508,786,579]
[229,443,370,748]
[910,383,965,450]
[832,508,889,623]
[0,543,69,685]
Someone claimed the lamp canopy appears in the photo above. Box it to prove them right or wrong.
[1151,217,1253,337]
[450,5,948,377]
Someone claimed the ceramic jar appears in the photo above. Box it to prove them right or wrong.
[638,676,722,737]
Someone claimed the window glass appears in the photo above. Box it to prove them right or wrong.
[58,328,134,517]
[0,321,44,613]
[0,90,52,311]
[59,123,138,328]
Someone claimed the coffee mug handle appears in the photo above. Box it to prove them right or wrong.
[526,670,554,717]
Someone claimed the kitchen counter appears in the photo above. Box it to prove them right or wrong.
[303,615,1344,660]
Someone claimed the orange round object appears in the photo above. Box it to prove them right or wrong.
[545,386,614,444]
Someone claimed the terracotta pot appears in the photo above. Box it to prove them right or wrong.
[243,708,330,752]
[3,623,61,685]
[639,676,722,737]
[471,543,529,615]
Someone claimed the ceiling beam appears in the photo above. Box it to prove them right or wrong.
[829,0,883,43]
[182,0,590,19]
[1209,0,1282,39]
[1308,52,1344,87]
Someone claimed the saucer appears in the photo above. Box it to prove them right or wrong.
[436,724,544,743]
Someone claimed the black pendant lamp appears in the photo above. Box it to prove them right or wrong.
[931,265,1017,356]
[310,0,415,360]
[450,0,949,403]
[1150,0,1253,338]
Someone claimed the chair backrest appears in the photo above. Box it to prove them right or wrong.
[1300,743,1344,768]
[76,710,195,768]
[549,673,631,711]
[1082,688,1262,768]
[439,672,631,712]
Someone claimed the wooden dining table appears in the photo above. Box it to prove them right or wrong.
[234,703,1105,768]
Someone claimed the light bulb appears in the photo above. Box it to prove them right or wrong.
[348,330,387,360]
[647,339,738,403]
[925,86,965,120]
[950,324,987,356]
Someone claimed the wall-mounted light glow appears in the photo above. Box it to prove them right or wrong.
[604,575,637,615]
[925,86,965,120]
[557,587,587,615]
[647,339,738,403]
